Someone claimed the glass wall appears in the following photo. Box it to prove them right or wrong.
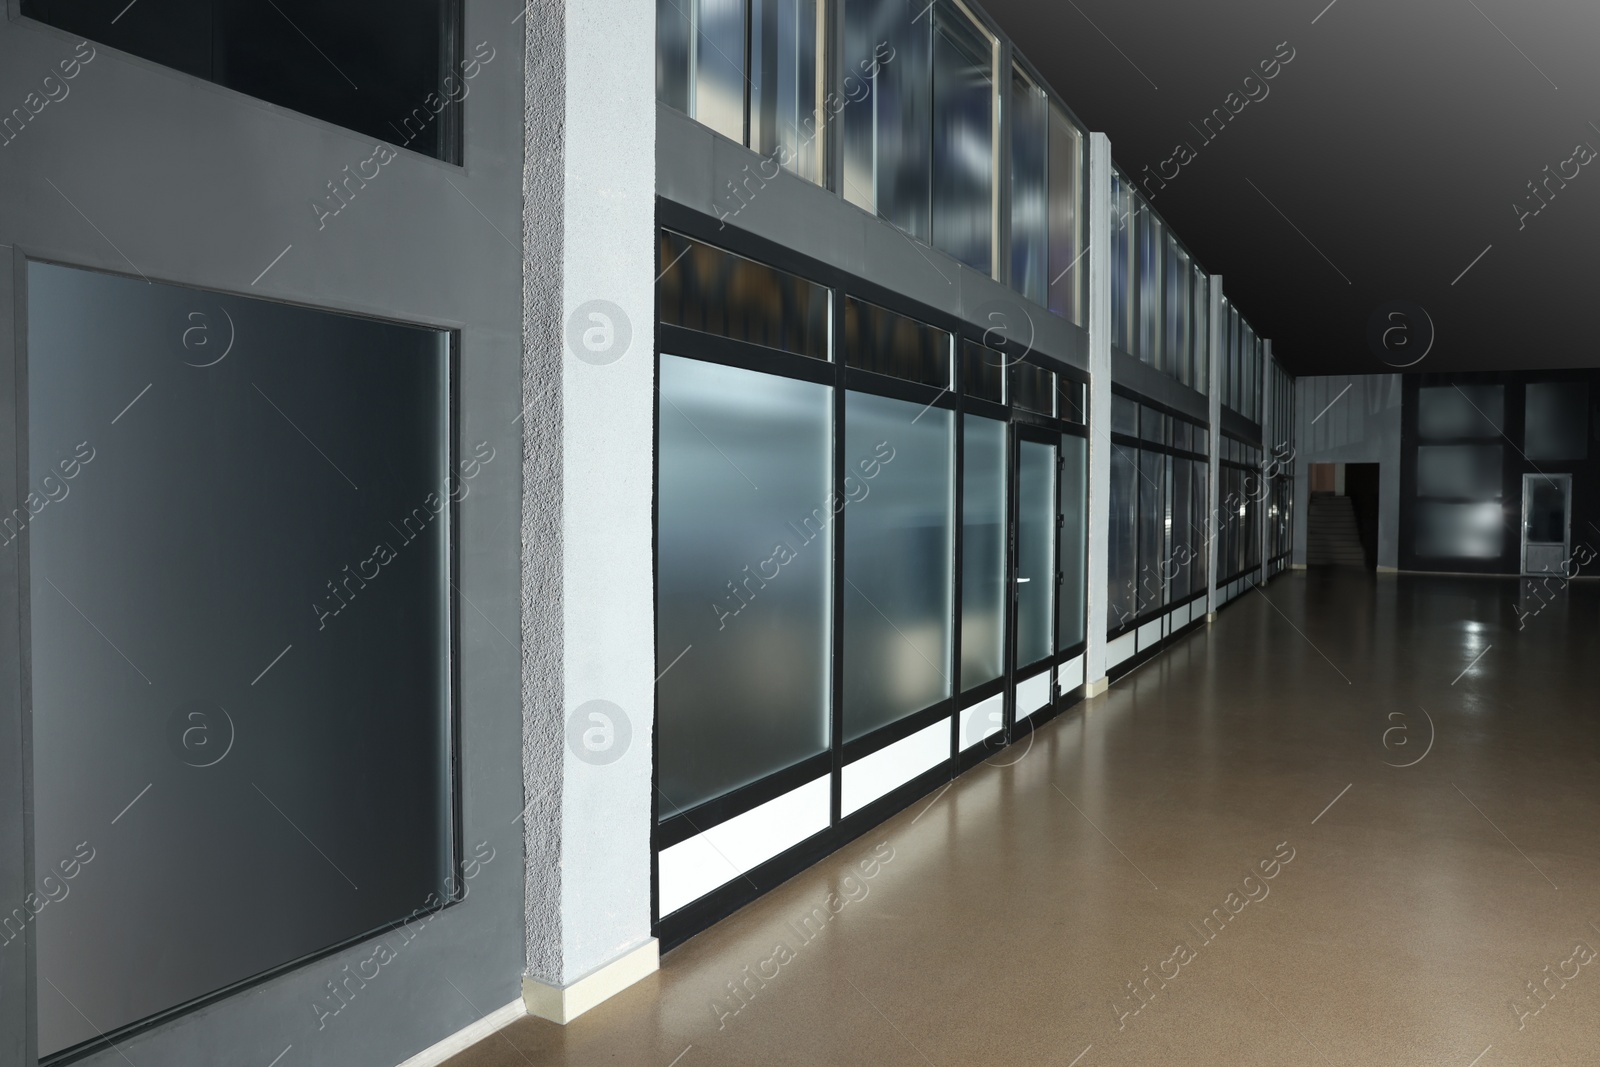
[1411,384,1508,561]
[658,356,834,812]
[962,416,1007,688]
[1047,102,1087,324]
[658,0,825,181]
[655,232,1092,894]
[1009,68,1049,307]
[1057,434,1088,650]
[1106,395,1209,633]
[843,392,955,740]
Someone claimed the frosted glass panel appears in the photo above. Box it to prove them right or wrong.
[691,0,748,141]
[750,0,822,181]
[1139,451,1168,613]
[658,356,833,815]
[1415,500,1504,559]
[1525,382,1588,461]
[961,417,1006,689]
[1016,439,1056,667]
[1057,434,1087,650]
[1418,384,1503,438]
[931,0,993,273]
[844,392,954,739]
[1107,445,1138,628]
[1009,69,1048,305]
[1170,456,1192,599]
[1417,445,1502,499]
[1047,103,1085,324]
[842,0,932,238]
[27,262,452,1057]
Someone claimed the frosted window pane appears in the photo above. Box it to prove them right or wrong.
[1047,103,1085,324]
[842,0,932,237]
[750,0,822,181]
[1171,457,1192,599]
[657,356,833,815]
[844,392,954,739]
[1107,445,1138,628]
[1418,385,1503,438]
[1139,451,1168,612]
[1016,439,1056,667]
[1525,382,1588,461]
[1416,445,1502,499]
[1058,435,1087,650]
[1009,69,1048,305]
[931,0,993,273]
[1415,501,1504,559]
[961,417,1006,688]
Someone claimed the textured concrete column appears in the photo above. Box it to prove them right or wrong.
[521,0,658,1019]
[1083,133,1112,694]
[1206,276,1223,619]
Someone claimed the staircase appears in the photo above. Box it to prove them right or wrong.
[1307,493,1369,568]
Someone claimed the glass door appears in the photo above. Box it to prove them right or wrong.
[1014,427,1057,722]
[1522,473,1572,575]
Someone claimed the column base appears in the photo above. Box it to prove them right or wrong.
[523,938,660,1024]
[1085,676,1110,697]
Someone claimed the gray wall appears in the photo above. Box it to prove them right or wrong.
[0,4,530,1064]
[1293,374,1403,569]
[657,104,1091,376]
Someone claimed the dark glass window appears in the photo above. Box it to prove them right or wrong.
[1057,377,1086,425]
[1418,385,1505,439]
[1009,67,1048,305]
[1525,382,1588,460]
[658,231,831,360]
[1111,394,1138,437]
[960,341,1005,403]
[843,297,950,387]
[1012,362,1054,416]
[1046,102,1086,325]
[25,0,465,162]
[930,0,994,273]
[27,261,453,1057]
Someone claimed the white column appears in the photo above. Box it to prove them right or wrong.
[1206,276,1223,620]
[1083,134,1113,695]
[521,0,659,1024]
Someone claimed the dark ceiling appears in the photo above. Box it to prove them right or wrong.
[980,0,1600,377]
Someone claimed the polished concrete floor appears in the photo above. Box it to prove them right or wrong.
[450,571,1600,1066]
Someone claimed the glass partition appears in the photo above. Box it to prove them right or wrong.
[1525,382,1588,460]
[843,391,955,740]
[1107,445,1138,627]
[1058,434,1087,649]
[961,416,1007,689]
[1009,67,1049,306]
[931,0,995,272]
[1047,102,1086,325]
[659,231,832,359]
[658,356,834,813]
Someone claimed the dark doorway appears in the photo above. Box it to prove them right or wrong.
[1308,462,1379,569]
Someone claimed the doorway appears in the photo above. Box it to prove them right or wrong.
[1522,473,1572,575]
[1308,462,1380,569]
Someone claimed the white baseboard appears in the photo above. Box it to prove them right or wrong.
[395,998,525,1067]
[1084,676,1109,697]
[523,938,659,1024]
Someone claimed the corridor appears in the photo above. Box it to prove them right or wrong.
[452,572,1600,1067]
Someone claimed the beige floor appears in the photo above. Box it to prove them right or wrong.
[449,571,1600,1066]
